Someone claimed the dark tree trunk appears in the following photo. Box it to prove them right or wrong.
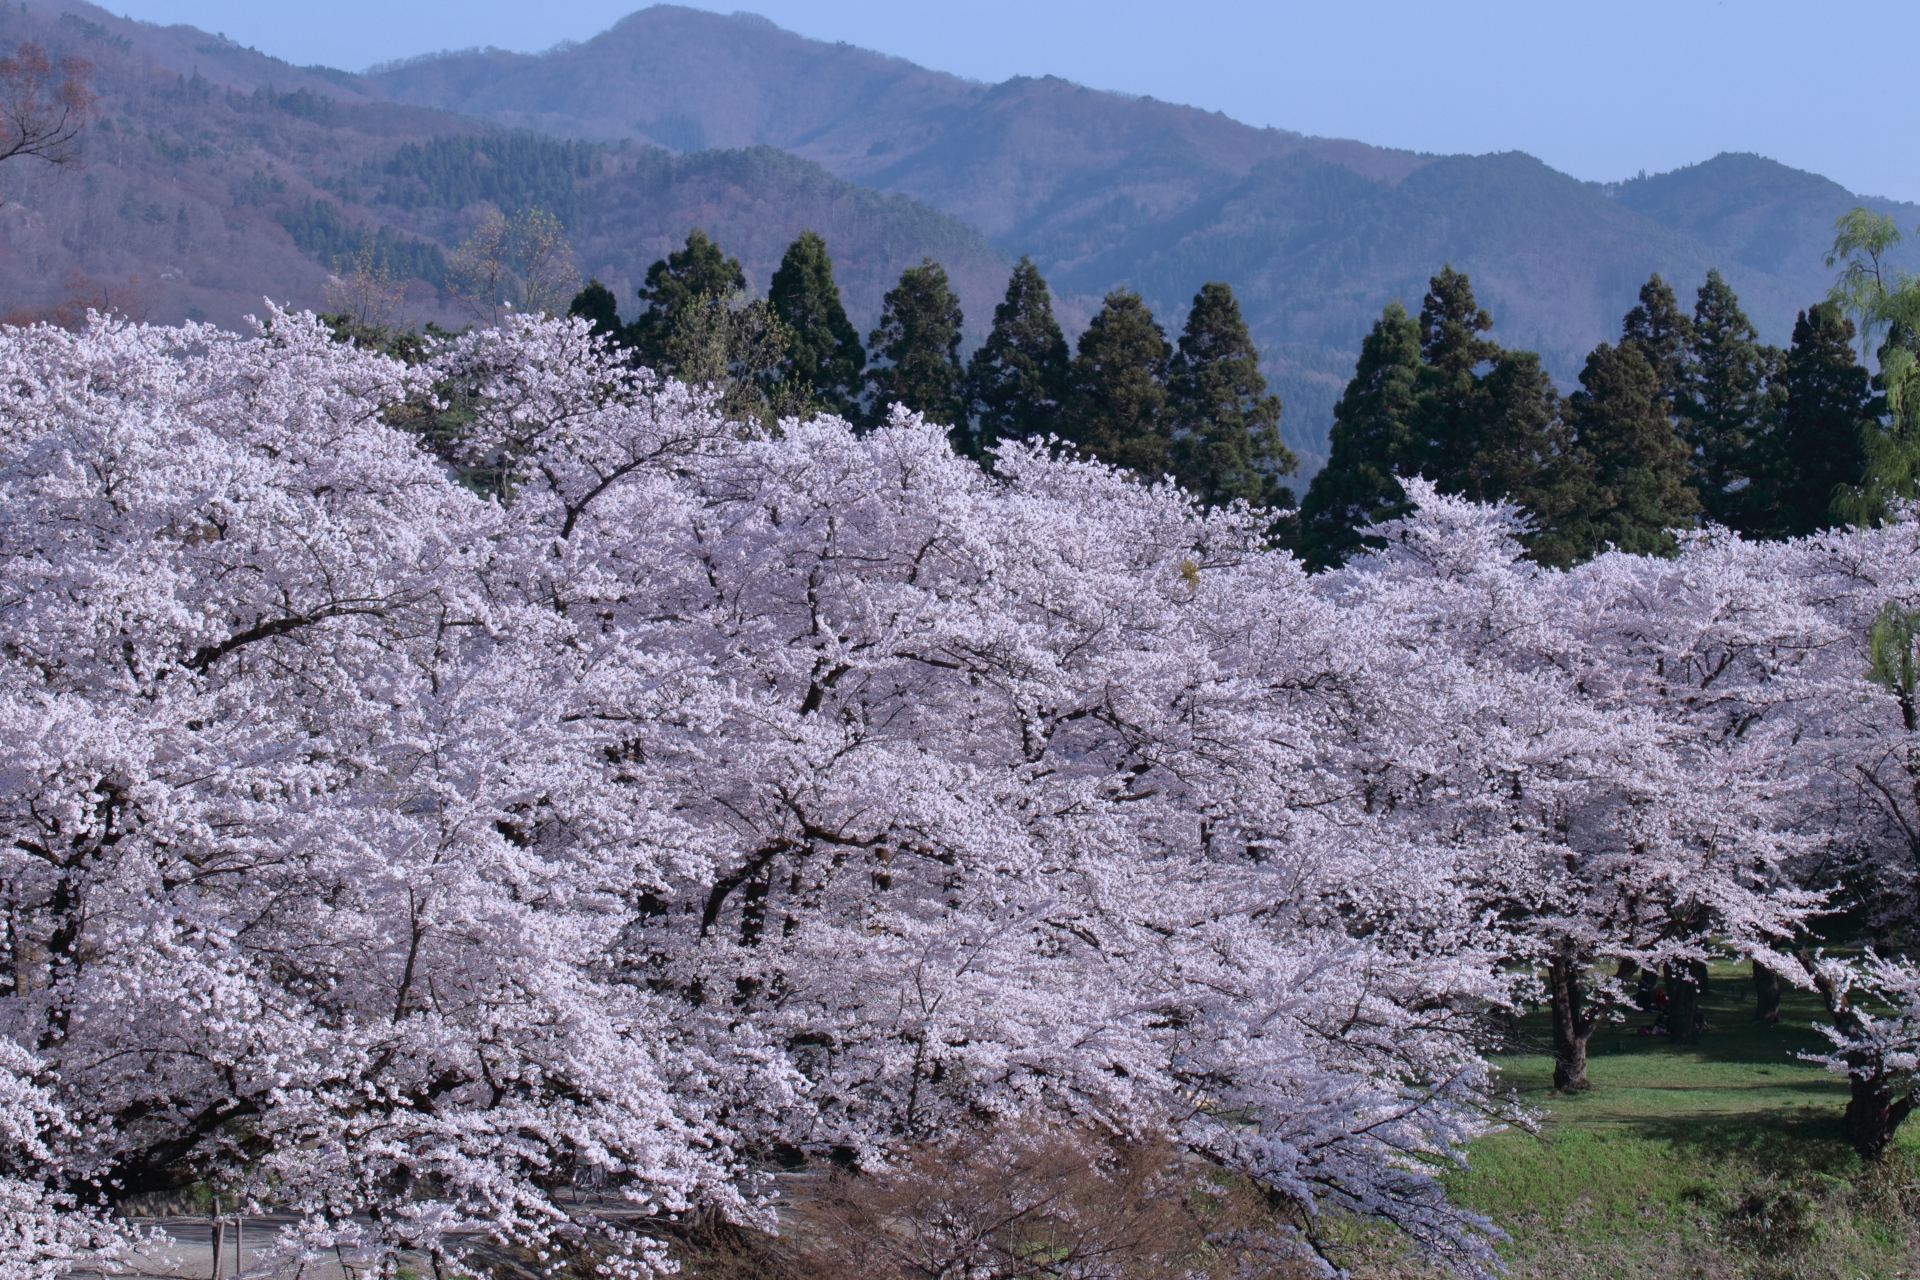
[1666,961,1707,1045]
[1752,960,1782,1023]
[1547,952,1597,1091]
[1845,1070,1917,1159]
[1804,953,1917,1158]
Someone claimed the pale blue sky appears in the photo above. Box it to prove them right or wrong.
[101,0,1920,201]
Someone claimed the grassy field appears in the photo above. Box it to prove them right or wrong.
[1344,963,1920,1278]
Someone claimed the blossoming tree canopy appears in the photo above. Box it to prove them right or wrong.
[0,308,1909,1278]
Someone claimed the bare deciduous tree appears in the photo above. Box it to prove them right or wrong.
[445,208,513,326]
[446,206,579,325]
[0,42,96,171]
[325,243,408,331]
[514,207,580,318]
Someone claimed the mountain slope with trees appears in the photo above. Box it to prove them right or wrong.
[367,6,1920,464]
[6,1,1916,469]
[0,2,1006,339]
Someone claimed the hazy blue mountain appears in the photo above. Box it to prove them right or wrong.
[0,3,1005,348]
[368,6,1920,465]
[9,2,1915,468]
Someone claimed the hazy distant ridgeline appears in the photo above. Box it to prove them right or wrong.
[0,2,1006,345]
[6,2,1920,465]
[366,5,1920,463]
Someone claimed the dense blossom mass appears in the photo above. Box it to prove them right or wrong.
[0,311,1917,1278]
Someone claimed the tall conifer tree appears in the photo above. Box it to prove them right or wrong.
[1681,271,1782,530]
[865,258,965,429]
[628,229,746,373]
[1411,267,1562,518]
[963,256,1070,457]
[1620,274,1694,409]
[1532,341,1699,565]
[1753,302,1874,537]
[1454,350,1564,508]
[1292,302,1422,569]
[769,230,865,419]
[1064,289,1173,480]
[1411,265,1500,484]
[1165,281,1297,508]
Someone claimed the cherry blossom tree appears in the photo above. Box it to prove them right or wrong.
[1326,484,1828,1089]
[0,311,1522,1277]
[7,306,1920,1279]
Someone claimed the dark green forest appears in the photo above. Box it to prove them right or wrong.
[560,210,1917,574]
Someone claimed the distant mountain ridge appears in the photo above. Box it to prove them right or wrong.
[365,6,1920,463]
[0,2,1008,360]
[4,2,1913,467]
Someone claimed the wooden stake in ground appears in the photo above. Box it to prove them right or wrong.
[210,1212,225,1280]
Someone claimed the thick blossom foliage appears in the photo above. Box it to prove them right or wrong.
[0,310,1911,1277]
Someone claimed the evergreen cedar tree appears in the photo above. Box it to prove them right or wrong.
[962,255,1070,458]
[1165,281,1297,509]
[1535,339,1700,566]
[1619,273,1693,409]
[1409,266,1502,487]
[1410,268,1564,523]
[1683,270,1783,529]
[1758,302,1876,538]
[768,230,865,420]
[1063,288,1174,478]
[627,227,747,372]
[864,257,966,429]
[18,307,1920,1271]
[1293,301,1422,570]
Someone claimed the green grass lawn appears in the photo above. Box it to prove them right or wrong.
[1396,964,1920,1279]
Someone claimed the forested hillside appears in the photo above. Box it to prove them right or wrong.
[0,3,1005,337]
[368,5,1920,463]
[5,1,1916,466]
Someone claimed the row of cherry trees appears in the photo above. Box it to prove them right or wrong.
[0,309,1916,1278]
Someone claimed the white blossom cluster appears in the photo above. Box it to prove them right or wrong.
[0,310,1916,1279]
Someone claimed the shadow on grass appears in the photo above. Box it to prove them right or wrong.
[1618,1108,1858,1174]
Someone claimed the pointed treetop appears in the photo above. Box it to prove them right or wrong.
[1292,300,1423,570]
[1621,272,1694,405]
[1538,339,1699,564]
[1769,301,1875,536]
[1165,280,1295,509]
[1684,270,1781,530]
[1064,288,1172,479]
[1418,265,1497,379]
[769,230,865,420]
[865,257,966,430]
[964,256,1071,458]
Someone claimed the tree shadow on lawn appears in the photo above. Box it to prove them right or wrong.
[1624,1107,1859,1175]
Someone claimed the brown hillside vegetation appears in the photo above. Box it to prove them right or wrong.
[0,3,1005,338]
